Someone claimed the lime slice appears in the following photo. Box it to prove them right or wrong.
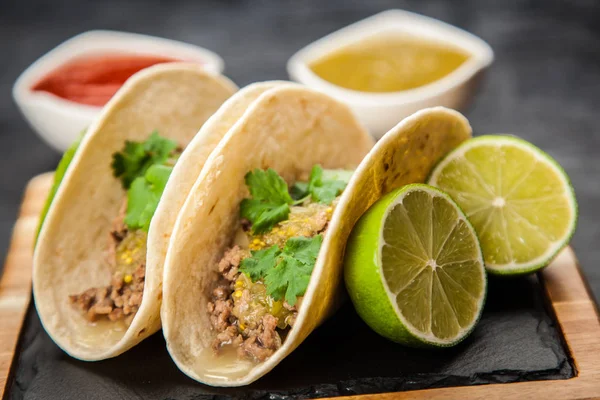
[344,184,486,347]
[428,135,577,275]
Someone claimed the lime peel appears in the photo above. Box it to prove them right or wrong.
[345,184,486,348]
[428,135,578,276]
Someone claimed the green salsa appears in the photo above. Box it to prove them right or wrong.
[309,33,470,93]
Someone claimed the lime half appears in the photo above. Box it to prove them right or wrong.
[428,135,577,275]
[344,184,486,347]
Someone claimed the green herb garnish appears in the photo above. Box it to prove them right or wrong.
[124,164,173,231]
[240,235,323,306]
[240,168,293,234]
[291,165,352,204]
[289,182,309,201]
[238,245,280,281]
[241,166,353,233]
[111,131,177,189]
[307,165,351,204]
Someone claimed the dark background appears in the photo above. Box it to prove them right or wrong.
[0,0,599,304]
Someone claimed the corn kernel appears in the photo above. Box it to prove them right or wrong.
[252,238,260,244]
[239,323,246,331]
[326,207,333,213]
[123,275,133,284]
[235,280,244,288]
[234,290,243,298]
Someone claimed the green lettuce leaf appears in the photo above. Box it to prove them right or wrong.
[36,133,83,242]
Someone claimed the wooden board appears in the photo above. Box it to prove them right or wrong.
[0,173,52,397]
[1,173,599,399]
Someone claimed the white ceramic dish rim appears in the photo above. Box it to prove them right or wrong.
[13,30,226,117]
[287,9,495,107]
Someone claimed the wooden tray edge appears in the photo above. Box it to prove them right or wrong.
[0,172,53,398]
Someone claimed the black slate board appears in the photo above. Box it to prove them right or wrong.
[7,275,574,400]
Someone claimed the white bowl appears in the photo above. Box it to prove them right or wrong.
[13,30,225,152]
[287,10,494,138]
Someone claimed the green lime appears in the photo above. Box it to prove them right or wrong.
[428,135,577,276]
[344,184,486,347]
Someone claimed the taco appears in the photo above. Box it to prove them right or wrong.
[33,63,238,360]
[162,102,471,386]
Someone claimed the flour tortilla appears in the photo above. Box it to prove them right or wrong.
[162,104,471,386]
[146,81,287,335]
[161,84,374,386]
[33,63,237,360]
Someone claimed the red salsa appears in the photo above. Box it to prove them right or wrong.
[32,54,183,106]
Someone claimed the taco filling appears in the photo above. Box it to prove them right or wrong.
[208,166,352,362]
[69,132,181,325]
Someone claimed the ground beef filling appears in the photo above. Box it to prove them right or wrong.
[69,265,145,325]
[208,200,334,362]
[69,200,147,325]
[208,246,290,362]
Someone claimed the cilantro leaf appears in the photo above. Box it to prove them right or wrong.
[240,245,280,281]
[264,235,323,306]
[289,166,354,205]
[321,168,354,184]
[265,255,313,306]
[124,164,173,231]
[289,182,308,201]
[240,169,293,234]
[240,200,290,234]
[111,141,145,188]
[111,131,177,189]
[282,234,323,265]
[238,235,323,306]
[307,165,351,204]
[245,168,292,203]
[239,166,353,233]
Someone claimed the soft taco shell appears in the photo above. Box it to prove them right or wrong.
[33,63,237,360]
[338,106,473,230]
[163,104,471,386]
[162,83,374,385]
[147,81,288,333]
